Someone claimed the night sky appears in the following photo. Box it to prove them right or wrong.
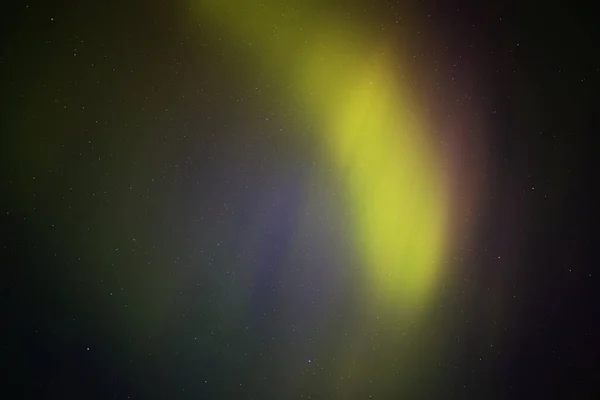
[1,1,597,399]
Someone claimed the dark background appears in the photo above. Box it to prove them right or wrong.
[1,0,597,399]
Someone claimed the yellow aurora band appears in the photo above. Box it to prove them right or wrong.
[190,1,448,308]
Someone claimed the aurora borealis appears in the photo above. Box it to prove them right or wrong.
[2,1,597,399]
[193,0,451,308]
